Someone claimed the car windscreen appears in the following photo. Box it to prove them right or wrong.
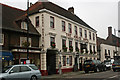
[84,60,93,64]
[2,66,12,73]
[29,65,38,70]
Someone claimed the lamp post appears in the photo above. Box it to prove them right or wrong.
[27,0,29,60]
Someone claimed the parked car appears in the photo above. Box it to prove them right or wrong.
[0,64,41,80]
[83,60,107,73]
[104,60,112,70]
[112,60,120,72]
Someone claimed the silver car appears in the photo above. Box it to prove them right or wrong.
[0,64,41,80]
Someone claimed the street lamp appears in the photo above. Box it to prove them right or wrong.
[27,0,29,60]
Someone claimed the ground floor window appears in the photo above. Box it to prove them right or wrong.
[63,56,66,66]
[69,56,72,66]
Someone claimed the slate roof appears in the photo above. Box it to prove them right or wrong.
[97,35,120,47]
[1,3,40,36]
[28,1,96,31]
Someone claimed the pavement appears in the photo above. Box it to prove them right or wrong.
[41,71,85,79]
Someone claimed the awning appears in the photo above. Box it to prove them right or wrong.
[0,51,13,61]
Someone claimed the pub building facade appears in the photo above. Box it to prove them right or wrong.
[28,1,98,75]
[1,3,41,68]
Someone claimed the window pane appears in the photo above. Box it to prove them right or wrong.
[29,66,38,70]
[21,66,31,72]
[50,16,54,28]
[36,16,39,27]
[11,66,20,73]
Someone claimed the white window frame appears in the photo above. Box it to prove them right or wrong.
[20,37,31,47]
[21,21,27,30]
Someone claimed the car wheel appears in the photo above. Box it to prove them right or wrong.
[31,76,37,80]
[85,70,89,73]
[1,78,5,80]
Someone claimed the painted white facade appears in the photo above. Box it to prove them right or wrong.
[29,8,98,74]
[100,44,120,62]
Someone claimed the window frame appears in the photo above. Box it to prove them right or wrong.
[35,16,39,27]
[79,28,82,37]
[50,16,54,28]
[21,21,27,30]
[68,23,72,33]
[84,30,87,38]
[62,21,66,31]
[75,26,77,35]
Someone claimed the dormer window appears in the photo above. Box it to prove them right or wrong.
[21,21,27,30]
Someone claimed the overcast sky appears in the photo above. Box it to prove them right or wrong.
[0,0,119,39]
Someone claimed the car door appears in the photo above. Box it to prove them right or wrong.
[7,66,21,79]
[19,66,32,79]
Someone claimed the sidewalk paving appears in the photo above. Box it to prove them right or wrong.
[41,71,85,79]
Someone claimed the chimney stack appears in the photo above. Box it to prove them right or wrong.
[68,7,74,14]
[108,27,112,36]
[30,2,33,7]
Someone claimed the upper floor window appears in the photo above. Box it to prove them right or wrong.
[21,21,27,30]
[62,39,66,46]
[50,16,54,28]
[108,50,110,56]
[69,40,72,46]
[74,26,77,35]
[93,33,95,41]
[35,16,39,27]
[0,34,4,45]
[79,28,82,37]
[50,37,55,48]
[89,31,91,40]
[105,49,107,56]
[62,21,65,31]
[90,45,92,53]
[20,37,31,47]
[84,30,87,38]
[68,23,72,33]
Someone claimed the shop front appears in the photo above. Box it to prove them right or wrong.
[0,51,13,68]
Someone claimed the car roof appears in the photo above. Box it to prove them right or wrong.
[9,64,36,67]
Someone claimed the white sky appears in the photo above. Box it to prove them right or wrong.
[0,0,120,39]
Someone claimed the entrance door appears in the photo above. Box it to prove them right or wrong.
[47,50,56,75]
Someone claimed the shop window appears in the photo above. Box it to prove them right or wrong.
[21,21,27,30]
[69,56,72,66]
[50,16,54,28]
[67,57,69,64]
[35,16,39,27]
[63,56,66,66]
[20,37,31,47]
[62,21,65,31]
[0,34,4,45]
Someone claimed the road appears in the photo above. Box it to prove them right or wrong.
[41,70,120,80]
[65,70,120,80]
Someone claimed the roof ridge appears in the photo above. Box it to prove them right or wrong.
[0,3,25,12]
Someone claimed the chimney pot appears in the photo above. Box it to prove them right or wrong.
[68,7,74,14]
